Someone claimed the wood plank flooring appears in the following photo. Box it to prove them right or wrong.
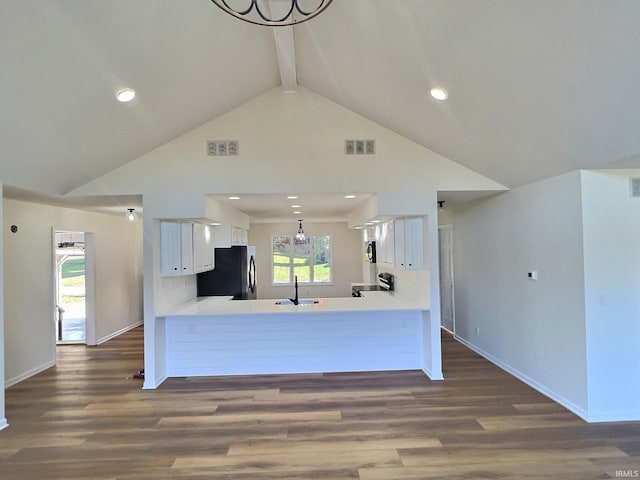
[2,327,639,479]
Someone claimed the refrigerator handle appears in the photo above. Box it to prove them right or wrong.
[248,255,256,293]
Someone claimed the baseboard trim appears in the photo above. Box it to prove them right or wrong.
[454,334,589,422]
[143,374,167,390]
[0,418,8,431]
[585,410,640,423]
[96,321,143,346]
[422,366,444,381]
[5,360,56,388]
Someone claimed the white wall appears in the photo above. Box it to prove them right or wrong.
[249,221,362,299]
[0,186,6,430]
[581,170,640,421]
[451,171,589,418]
[3,198,143,387]
[69,88,506,202]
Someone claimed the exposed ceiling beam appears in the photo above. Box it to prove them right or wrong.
[270,0,297,91]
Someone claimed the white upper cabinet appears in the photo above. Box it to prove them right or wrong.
[192,223,214,273]
[363,226,377,243]
[161,222,215,276]
[212,224,248,247]
[161,222,190,276]
[376,222,395,266]
[394,217,424,270]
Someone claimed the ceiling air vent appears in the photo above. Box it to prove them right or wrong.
[207,140,239,156]
[630,178,640,198]
[345,139,375,155]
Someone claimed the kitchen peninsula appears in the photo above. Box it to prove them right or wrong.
[157,292,443,382]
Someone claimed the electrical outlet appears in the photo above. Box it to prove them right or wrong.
[475,326,480,335]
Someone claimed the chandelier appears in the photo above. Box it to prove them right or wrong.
[210,0,334,27]
[295,219,306,242]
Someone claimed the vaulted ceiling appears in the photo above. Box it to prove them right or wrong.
[2,1,640,215]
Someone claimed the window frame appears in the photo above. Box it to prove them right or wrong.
[271,233,333,286]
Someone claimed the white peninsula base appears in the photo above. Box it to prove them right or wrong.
[152,294,442,386]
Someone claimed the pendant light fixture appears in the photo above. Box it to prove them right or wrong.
[295,219,305,242]
[210,0,334,27]
[125,208,138,222]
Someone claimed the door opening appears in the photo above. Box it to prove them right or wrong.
[438,224,455,333]
[55,231,86,344]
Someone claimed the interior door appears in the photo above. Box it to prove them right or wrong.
[438,225,455,332]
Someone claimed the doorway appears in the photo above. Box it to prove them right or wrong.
[54,231,86,344]
[438,224,455,333]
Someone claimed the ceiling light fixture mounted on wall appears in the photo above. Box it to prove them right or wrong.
[438,201,445,212]
[125,208,138,222]
[210,0,334,27]
[295,219,305,242]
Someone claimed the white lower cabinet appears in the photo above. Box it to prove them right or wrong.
[161,222,214,276]
[394,217,424,270]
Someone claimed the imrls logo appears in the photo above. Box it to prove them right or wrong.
[616,470,639,478]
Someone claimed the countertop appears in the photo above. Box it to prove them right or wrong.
[159,291,426,317]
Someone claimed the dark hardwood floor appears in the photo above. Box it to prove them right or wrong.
[1,326,639,479]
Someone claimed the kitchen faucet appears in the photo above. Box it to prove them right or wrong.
[289,275,299,305]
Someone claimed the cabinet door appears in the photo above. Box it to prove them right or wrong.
[381,221,395,265]
[403,217,423,270]
[212,224,231,248]
[161,222,183,276]
[203,225,214,270]
[394,218,406,268]
[393,217,424,270]
[363,226,376,243]
[231,226,248,246]
[192,223,206,273]
[192,224,215,273]
[180,223,194,275]
[231,226,241,246]
[212,224,248,247]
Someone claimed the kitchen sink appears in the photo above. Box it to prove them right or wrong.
[274,299,320,305]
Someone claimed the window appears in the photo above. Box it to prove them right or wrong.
[272,234,331,284]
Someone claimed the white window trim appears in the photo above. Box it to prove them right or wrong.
[271,234,333,286]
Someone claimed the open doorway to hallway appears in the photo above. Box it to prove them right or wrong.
[55,231,86,344]
[438,224,455,333]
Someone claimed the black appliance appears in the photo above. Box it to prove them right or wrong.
[197,246,257,300]
[365,241,377,263]
[352,272,394,297]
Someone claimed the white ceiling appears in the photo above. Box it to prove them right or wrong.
[211,193,374,223]
[3,1,640,219]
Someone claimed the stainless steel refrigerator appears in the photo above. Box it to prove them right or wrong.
[196,246,256,300]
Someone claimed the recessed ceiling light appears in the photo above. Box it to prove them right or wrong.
[290,204,301,208]
[371,220,381,223]
[344,195,356,199]
[228,196,240,200]
[287,195,298,199]
[293,211,302,214]
[430,87,448,101]
[211,222,221,226]
[116,88,136,102]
